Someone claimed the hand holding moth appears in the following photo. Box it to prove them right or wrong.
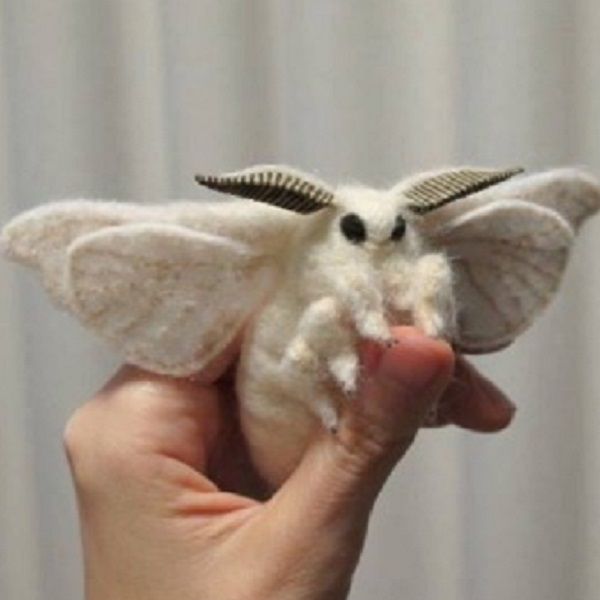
[63,328,513,600]
[3,163,599,486]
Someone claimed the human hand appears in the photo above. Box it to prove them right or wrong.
[64,326,514,600]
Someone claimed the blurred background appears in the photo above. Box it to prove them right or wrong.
[1,1,600,599]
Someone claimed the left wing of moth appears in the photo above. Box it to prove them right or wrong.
[421,168,600,233]
[423,200,575,353]
[65,223,278,375]
[418,169,600,353]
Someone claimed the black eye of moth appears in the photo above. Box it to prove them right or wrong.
[340,213,367,244]
[390,215,406,241]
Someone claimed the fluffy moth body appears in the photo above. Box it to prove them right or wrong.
[237,186,456,483]
[3,164,600,487]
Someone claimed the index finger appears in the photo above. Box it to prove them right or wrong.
[425,355,516,432]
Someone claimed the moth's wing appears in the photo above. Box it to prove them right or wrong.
[421,168,600,233]
[165,200,303,253]
[2,200,299,373]
[417,169,600,353]
[419,200,575,353]
[66,223,280,375]
[501,168,600,229]
[2,199,299,307]
[1,201,143,305]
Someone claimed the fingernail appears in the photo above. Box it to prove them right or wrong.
[455,358,517,416]
[477,376,517,413]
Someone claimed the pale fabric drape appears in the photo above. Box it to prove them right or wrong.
[1,2,599,599]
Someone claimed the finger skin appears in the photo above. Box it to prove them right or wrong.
[427,356,516,432]
[64,328,513,600]
[273,327,455,529]
[64,365,260,518]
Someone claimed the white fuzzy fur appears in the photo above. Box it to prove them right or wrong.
[2,167,600,487]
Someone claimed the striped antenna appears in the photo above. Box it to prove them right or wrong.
[195,165,335,214]
[405,167,524,214]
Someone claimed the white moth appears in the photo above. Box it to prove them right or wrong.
[3,165,600,486]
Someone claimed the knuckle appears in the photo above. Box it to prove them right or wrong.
[63,403,96,463]
[63,403,112,492]
[63,400,132,489]
[335,411,416,475]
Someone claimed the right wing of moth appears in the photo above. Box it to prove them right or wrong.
[1,198,299,309]
[1,200,143,305]
[66,223,279,375]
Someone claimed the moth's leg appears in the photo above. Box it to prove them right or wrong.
[279,298,334,380]
[328,352,360,396]
[382,259,414,320]
[276,366,342,433]
[277,350,340,431]
[279,335,320,381]
[282,297,360,396]
[277,301,341,431]
[297,296,359,395]
[300,297,360,395]
[330,270,392,344]
[410,253,456,339]
[305,390,343,433]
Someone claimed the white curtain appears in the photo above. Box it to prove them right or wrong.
[1,2,600,599]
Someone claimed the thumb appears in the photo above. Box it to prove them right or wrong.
[273,327,455,526]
